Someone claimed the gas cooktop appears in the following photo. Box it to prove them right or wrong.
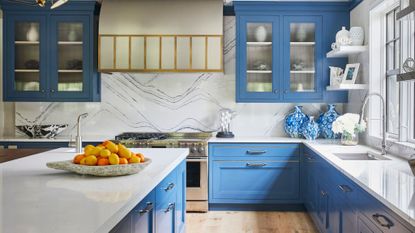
[115,132,212,141]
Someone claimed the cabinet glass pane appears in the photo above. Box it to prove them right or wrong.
[246,23,272,92]
[15,22,40,91]
[290,23,315,92]
[57,23,83,92]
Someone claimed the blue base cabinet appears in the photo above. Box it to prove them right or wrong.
[235,2,349,103]
[111,160,186,233]
[1,1,101,102]
[209,143,301,205]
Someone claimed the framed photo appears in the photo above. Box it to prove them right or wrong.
[341,63,360,84]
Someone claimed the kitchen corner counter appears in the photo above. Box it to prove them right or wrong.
[208,136,304,143]
[0,147,189,233]
[0,135,113,142]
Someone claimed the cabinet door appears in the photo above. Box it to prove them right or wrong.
[175,161,186,233]
[237,16,280,102]
[132,191,155,233]
[316,182,329,232]
[49,15,91,100]
[282,16,323,101]
[4,15,48,101]
[303,153,317,213]
[358,215,382,233]
[211,161,299,203]
[155,202,175,233]
[110,213,132,233]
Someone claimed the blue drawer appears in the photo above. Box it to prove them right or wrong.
[209,143,300,160]
[156,169,177,205]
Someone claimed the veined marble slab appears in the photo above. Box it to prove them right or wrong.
[0,148,188,233]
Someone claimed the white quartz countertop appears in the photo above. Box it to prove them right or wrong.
[208,136,415,227]
[0,135,113,142]
[0,147,189,233]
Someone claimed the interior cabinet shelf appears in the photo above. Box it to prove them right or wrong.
[15,41,39,45]
[247,70,272,74]
[15,69,39,72]
[290,42,315,46]
[326,45,367,58]
[58,70,83,73]
[58,41,83,45]
[290,70,315,74]
[247,42,272,45]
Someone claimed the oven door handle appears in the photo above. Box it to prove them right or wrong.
[186,158,207,162]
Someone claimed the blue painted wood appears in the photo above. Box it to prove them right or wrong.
[132,191,155,233]
[209,143,299,160]
[209,203,305,211]
[175,161,186,233]
[1,1,100,102]
[235,1,350,103]
[156,169,177,205]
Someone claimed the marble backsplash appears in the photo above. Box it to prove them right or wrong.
[14,17,342,138]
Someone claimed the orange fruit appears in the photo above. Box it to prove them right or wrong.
[97,158,110,166]
[136,153,145,162]
[100,149,111,157]
[73,154,85,164]
[128,155,141,164]
[109,153,120,165]
[80,157,87,165]
[85,155,98,166]
[118,145,132,159]
[119,158,128,165]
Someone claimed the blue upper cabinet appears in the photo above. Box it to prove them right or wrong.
[2,1,100,102]
[235,2,350,103]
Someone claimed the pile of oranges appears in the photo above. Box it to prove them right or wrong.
[73,140,146,166]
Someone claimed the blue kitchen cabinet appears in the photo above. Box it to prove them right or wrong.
[1,1,100,102]
[132,191,155,233]
[175,161,186,233]
[209,143,301,206]
[235,2,349,103]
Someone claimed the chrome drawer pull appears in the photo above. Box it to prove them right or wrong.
[338,185,353,193]
[164,203,175,213]
[305,156,315,161]
[320,190,327,197]
[372,213,394,229]
[246,150,267,155]
[164,183,175,192]
[138,202,153,215]
[246,163,266,167]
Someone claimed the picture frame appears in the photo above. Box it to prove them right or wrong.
[341,63,360,84]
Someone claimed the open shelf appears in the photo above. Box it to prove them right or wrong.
[290,42,315,46]
[58,41,83,45]
[326,84,368,91]
[15,41,39,45]
[327,45,368,58]
[247,70,272,74]
[247,42,272,46]
[15,69,39,72]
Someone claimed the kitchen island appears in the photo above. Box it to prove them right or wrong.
[0,147,188,233]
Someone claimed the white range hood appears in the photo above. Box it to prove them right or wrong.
[98,0,224,72]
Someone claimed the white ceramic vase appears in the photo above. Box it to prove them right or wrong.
[254,26,267,42]
[68,26,78,41]
[349,27,364,46]
[296,26,307,42]
[336,26,351,46]
[26,23,39,42]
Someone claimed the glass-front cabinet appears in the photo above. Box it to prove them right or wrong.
[283,16,323,101]
[2,1,100,102]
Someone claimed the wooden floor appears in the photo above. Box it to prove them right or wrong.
[186,211,318,233]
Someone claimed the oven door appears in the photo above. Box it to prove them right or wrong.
[186,157,208,200]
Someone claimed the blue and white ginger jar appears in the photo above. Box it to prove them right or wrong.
[317,104,340,139]
[303,116,320,140]
[284,106,309,138]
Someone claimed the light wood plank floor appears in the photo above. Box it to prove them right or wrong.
[186,211,318,233]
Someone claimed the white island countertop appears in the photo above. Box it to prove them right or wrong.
[0,148,189,233]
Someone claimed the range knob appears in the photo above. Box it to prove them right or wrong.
[198,146,205,153]
[190,147,197,153]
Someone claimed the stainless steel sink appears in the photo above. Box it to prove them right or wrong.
[333,152,390,161]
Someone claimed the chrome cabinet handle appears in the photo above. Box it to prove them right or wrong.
[138,202,153,216]
[320,190,327,196]
[284,90,288,94]
[372,214,394,229]
[305,154,315,161]
[41,89,45,93]
[246,163,266,167]
[273,89,279,94]
[164,203,175,213]
[246,150,267,155]
[338,185,353,193]
[164,183,175,192]
[51,89,55,93]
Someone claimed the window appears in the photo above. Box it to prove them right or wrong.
[385,7,400,136]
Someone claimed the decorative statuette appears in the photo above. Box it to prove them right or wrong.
[68,25,78,41]
[336,26,351,46]
[254,26,267,42]
[26,23,39,42]
[296,25,307,42]
[349,27,364,46]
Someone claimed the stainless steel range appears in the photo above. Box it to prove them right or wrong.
[114,132,210,212]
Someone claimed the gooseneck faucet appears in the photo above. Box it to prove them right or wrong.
[75,113,89,153]
[359,93,387,155]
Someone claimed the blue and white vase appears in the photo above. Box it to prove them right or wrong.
[303,116,319,140]
[284,106,309,138]
[317,104,340,139]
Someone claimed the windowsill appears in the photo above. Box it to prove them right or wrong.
[368,134,415,150]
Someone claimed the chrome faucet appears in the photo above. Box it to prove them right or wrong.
[75,113,88,153]
[359,93,387,155]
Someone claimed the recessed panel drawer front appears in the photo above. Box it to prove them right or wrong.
[210,143,300,160]
[211,160,300,202]
[156,169,177,205]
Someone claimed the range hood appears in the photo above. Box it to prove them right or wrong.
[99,0,223,35]
[98,0,224,72]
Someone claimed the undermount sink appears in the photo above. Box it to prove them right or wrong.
[333,152,390,161]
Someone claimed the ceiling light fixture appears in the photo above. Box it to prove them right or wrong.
[36,0,46,7]
[50,0,69,9]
